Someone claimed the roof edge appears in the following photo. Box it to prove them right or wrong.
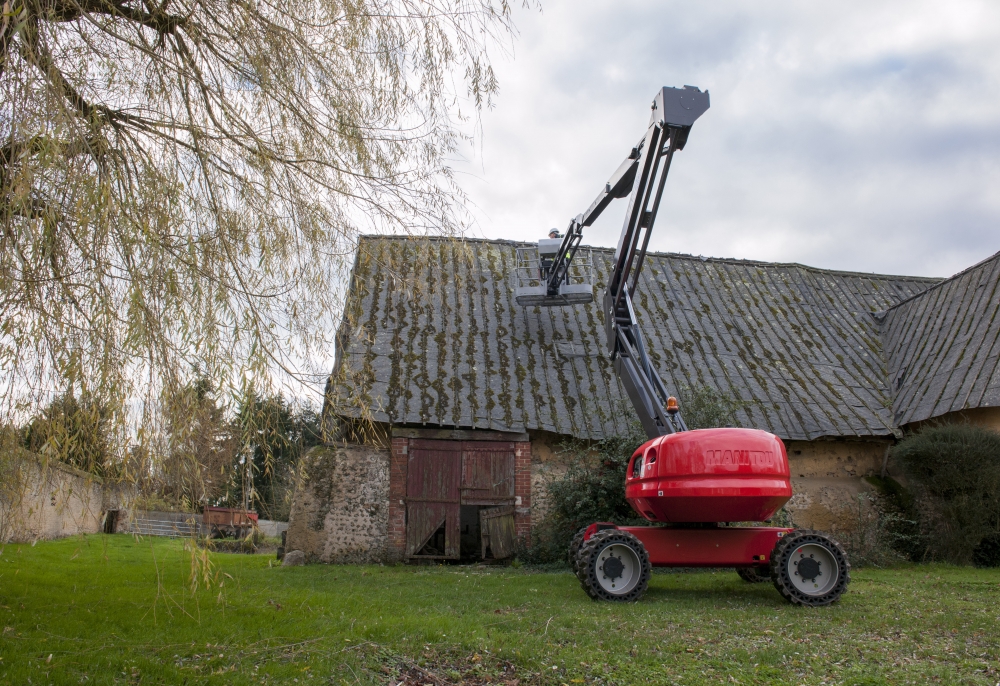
[356,234,943,284]
[880,249,1000,314]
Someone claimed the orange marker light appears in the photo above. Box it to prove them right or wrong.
[666,396,679,414]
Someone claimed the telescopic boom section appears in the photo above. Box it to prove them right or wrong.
[573,85,710,439]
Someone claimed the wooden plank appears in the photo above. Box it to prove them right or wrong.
[460,441,515,504]
[405,503,446,556]
[480,505,516,560]
[392,427,529,442]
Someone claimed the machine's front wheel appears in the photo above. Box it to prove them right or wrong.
[736,566,769,583]
[577,530,651,602]
[770,531,850,606]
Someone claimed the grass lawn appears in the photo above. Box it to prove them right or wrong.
[1,536,998,685]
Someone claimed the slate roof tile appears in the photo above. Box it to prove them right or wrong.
[325,236,959,441]
[881,250,1000,426]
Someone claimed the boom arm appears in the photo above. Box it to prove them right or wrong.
[568,86,710,439]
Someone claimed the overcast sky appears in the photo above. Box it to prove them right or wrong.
[453,0,1000,278]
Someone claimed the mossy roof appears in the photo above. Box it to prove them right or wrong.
[880,250,1000,427]
[325,235,944,441]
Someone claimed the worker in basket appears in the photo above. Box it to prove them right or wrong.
[539,228,560,279]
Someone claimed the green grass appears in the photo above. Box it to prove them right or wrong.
[1,536,999,685]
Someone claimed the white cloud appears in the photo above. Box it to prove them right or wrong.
[454,0,1000,277]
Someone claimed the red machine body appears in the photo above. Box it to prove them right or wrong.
[583,522,793,568]
[625,427,791,524]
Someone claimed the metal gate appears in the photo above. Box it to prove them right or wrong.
[405,439,517,560]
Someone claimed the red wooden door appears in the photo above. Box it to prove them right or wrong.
[406,439,461,558]
[460,442,515,505]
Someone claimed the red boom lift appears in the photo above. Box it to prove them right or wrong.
[531,86,850,606]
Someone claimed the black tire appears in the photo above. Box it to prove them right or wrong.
[770,530,850,606]
[577,530,651,602]
[736,566,769,583]
[568,527,589,577]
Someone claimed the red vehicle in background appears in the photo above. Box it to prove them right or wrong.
[535,86,850,606]
[203,506,258,539]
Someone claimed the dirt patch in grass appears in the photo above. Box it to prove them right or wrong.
[355,643,528,685]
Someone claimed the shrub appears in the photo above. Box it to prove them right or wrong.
[679,385,746,430]
[519,422,648,565]
[837,491,915,568]
[863,475,926,562]
[892,424,1000,566]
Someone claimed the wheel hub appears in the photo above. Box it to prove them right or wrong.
[787,543,839,596]
[796,556,821,582]
[602,555,625,581]
[594,542,642,596]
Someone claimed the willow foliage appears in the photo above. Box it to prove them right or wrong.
[0,0,522,476]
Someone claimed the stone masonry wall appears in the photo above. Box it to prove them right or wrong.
[528,431,573,526]
[287,431,903,562]
[1,453,104,542]
[905,406,1000,434]
[783,439,889,533]
[286,444,390,563]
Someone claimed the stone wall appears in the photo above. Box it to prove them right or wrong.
[905,406,1000,434]
[528,431,574,525]
[1,452,104,542]
[285,444,391,563]
[783,439,889,533]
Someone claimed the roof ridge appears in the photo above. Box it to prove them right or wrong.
[880,249,1000,314]
[357,233,943,283]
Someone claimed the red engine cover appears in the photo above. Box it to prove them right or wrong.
[625,428,791,523]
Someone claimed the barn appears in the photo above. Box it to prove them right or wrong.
[285,236,1000,564]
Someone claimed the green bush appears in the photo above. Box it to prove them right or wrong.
[519,422,648,565]
[862,475,925,562]
[837,490,916,568]
[679,385,746,430]
[892,424,1000,566]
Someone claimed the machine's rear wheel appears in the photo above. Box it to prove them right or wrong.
[568,526,589,576]
[770,531,850,606]
[736,566,769,583]
[577,530,651,602]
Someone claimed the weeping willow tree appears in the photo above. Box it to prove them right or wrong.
[0,0,524,511]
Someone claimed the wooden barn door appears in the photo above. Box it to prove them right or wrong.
[406,439,462,559]
[461,441,516,559]
[460,442,515,504]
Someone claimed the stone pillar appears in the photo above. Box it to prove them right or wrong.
[388,437,408,561]
[514,440,532,542]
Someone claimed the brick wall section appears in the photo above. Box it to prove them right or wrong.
[514,440,532,542]
[388,437,409,561]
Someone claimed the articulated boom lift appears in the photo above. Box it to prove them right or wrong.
[537,87,851,605]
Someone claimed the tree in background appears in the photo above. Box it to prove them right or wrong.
[0,0,525,477]
[149,376,239,511]
[230,393,321,521]
[22,393,116,478]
